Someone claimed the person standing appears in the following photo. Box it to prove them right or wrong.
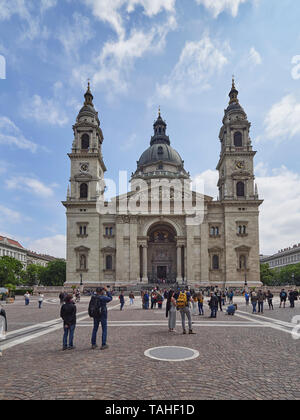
[60,295,77,351]
[119,291,125,311]
[143,291,149,310]
[217,290,223,312]
[129,292,135,306]
[289,290,295,308]
[266,290,274,310]
[151,292,157,310]
[228,290,234,304]
[221,291,226,306]
[0,304,7,357]
[89,287,113,350]
[257,290,265,314]
[166,290,177,332]
[208,293,219,318]
[245,291,250,306]
[38,293,44,309]
[24,291,30,306]
[279,289,287,308]
[251,291,258,314]
[177,288,196,335]
[197,292,204,316]
[157,292,163,310]
[59,291,66,305]
[191,291,198,315]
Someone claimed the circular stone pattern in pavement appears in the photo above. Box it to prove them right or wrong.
[144,346,199,362]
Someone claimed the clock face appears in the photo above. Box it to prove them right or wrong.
[236,161,245,170]
[80,163,89,172]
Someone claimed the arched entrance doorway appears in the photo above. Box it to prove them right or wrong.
[147,224,177,284]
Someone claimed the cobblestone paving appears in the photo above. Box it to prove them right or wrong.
[0,296,299,400]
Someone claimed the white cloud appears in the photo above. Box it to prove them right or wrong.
[77,0,177,95]
[193,169,219,199]
[153,36,228,105]
[248,47,262,66]
[291,55,300,80]
[261,94,300,141]
[57,12,94,57]
[23,94,69,126]
[0,205,22,223]
[193,165,300,255]
[195,0,252,18]
[83,0,176,37]
[256,165,300,255]
[5,177,55,198]
[27,234,66,259]
[40,0,57,13]
[0,116,38,152]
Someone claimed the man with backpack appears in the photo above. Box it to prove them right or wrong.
[89,287,113,350]
[176,288,196,335]
[279,289,287,308]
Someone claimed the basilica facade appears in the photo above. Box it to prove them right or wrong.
[62,81,263,288]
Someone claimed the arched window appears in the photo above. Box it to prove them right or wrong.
[80,183,88,199]
[237,182,245,197]
[106,255,113,270]
[234,131,243,147]
[158,146,163,155]
[81,134,90,150]
[212,255,219,270]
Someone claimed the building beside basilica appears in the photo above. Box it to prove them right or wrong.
[62,80,263,288]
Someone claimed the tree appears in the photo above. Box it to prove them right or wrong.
[260,263,275,286]
[21,264,46,286]
[0,257,23,287]
[39,260,66,286]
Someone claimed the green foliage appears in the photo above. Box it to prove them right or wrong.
[260,263,275,286]
[21,264,46,286]
[39,260,66,286]
[0,256,23,287]
[260,262,300,286]
[4,283,16,297]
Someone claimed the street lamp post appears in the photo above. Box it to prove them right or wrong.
[292,273,295,286]
[80,273,83,286]
[244,269,248,292]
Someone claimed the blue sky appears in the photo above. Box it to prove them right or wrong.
[1,0,300,257]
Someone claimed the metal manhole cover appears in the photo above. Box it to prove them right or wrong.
[144,346,199,362]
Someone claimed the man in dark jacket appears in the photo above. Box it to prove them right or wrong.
[209,293,219,318]
[89,287,113,350]
[60,295,77,350]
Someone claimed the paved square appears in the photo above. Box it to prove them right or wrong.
[0,295,299,400]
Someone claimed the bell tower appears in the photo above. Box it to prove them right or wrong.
[215,78,263,288]
[217,78,258,201]
[63,84,107,286]
[67,83,106,202]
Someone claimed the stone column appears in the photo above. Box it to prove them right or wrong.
[142,245,148,284]
[176,245,183,284]
[116,216,124,284]
[200,221,209,286]
[186,222,194,284]
[129,217,139,284]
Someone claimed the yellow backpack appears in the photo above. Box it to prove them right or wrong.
[176,292,187,310]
